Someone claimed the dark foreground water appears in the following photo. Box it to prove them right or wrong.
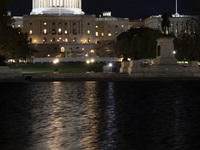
[0,81,200,150]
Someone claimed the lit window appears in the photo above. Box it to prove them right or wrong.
[58,28,62,34]
[87,30,90,34]
[88,38,90,42]
[121,25,124,28]
[101,32,104,36]
[64,30,68,34]
[18,25,21,28]
[43,29,47,34]
[96,25,98,28]
[61,47,65,52]
[29,30,33,35]
[65,38,68,42]
[12,25,15,28]
[108,32,112,37]
[44,22,47,25]
[96,32,99,36]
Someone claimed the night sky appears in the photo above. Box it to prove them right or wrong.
[8,0,200,19]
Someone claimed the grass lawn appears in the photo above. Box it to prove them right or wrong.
[9,62,121,74]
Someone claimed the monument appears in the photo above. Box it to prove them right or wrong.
[127,13,200,78]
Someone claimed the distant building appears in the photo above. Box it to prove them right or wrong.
[144,14,193,36]
[11,0,195,58]
[11,0,129,58]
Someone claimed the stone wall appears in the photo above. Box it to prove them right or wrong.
[0,66,22,78]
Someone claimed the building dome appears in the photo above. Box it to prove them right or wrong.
[31,0,84,15]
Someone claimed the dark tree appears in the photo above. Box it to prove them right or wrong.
[116,27,162,59]
[0,0,30,62]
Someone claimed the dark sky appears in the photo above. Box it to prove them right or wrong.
[8,0,200,19]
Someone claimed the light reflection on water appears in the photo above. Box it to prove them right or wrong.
[29,81,101,150]
[1,81,200,149]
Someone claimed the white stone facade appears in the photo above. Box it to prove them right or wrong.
[144,14,193,36]
[31,0,84,15]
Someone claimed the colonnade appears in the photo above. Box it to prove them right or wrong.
[33,0,81,9]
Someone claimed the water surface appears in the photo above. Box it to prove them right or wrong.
[0,81,200,150]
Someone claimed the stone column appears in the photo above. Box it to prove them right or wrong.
[154,37,177,66]
[79,0,81,8]
[72,0,74,8]
[120,61,130,73]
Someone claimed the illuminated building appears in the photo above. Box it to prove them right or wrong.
[144,14,193,36]
[11,0,195,58]
[12,0,129,57]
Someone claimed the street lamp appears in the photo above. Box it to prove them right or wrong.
[53,58,59,73]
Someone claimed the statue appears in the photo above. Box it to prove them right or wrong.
[161,12,172,35]
[122,54,128,61]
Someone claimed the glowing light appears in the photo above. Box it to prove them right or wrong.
[108,33,112,36]
[29,30,33,35]
[108,63,113,67]
[86,60,90,64]
[90,50,95,53]
[61,47,65,52]
[173,51,176,54]
[91,58,95,63]
[53,59,59,64]
[87,30,90,34]
[58,28,62,34]
[43,29,47,34]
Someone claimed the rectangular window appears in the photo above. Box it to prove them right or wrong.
[52,29,56,35]
[87,30,90,34]
[96,32,98,36]
[108,32,112,37]
[43,38,47,42]
[64,30,68,35]
[58,28,62,34]
[101,32,104,36]
[43,29,47,35]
